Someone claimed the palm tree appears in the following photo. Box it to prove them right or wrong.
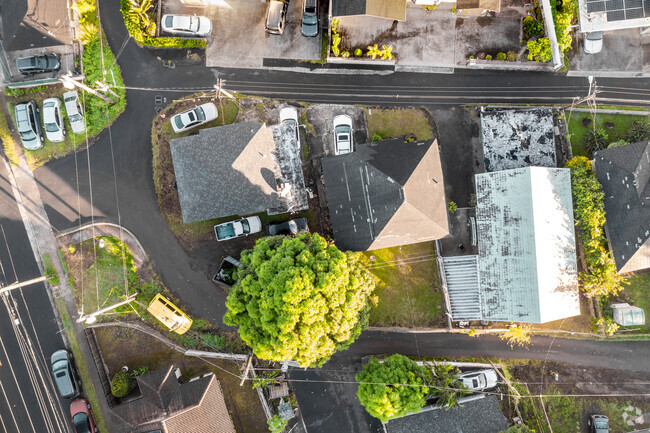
[428,364,470,410]
[128,0,153,29]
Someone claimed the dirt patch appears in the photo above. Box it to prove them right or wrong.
[93,326,268,433]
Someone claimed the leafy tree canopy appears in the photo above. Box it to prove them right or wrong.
[224,233,377,367]
[356,354,430,422]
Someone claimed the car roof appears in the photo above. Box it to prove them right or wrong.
[268,1,285,24]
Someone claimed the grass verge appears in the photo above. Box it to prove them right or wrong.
[365,107,434,141]
[53,296,107,433]
[363,241,445,327]
[0,107,19,165]
[616,273,650,333]
[566,111,648,157]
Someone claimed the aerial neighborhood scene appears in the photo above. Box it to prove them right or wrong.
[1,0,650,432]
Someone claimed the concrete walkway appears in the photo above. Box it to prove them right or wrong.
[1,146,119,431]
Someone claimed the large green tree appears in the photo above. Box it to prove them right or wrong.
[355,354,430,422]
[224,233,376,367]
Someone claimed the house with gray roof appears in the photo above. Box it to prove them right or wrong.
[385,395,509,433]
[111,365,236,433]
[444,167,580,323]
[480,108,557,173]
[331,0,407,20]
[170,121,308,223]
[321,138,449,252]
[594,141,650,274]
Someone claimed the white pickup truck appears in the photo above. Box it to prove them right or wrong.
[214,216,262,241]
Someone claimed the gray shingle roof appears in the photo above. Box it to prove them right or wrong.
[385,396,509,433]
[480,108,557,172]
[475,167,580,323]
[594,141,650,273]
[170,122,285,223]
[331,0,407,20]
[322,138,449,252]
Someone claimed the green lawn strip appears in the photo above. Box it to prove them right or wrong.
[0,105,19,166]
[566,111,649,157]
[364,241,444,327]
[365,108,434,141]
[42,253,59,286]
[120,0,206,48]
[53,297,107,433]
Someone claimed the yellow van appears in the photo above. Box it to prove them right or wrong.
[146,294,193,334]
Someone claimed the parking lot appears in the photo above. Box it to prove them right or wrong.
[5,45,75,83]
[162,0,323,68]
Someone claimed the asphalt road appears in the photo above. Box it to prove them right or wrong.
[0,159,70,433]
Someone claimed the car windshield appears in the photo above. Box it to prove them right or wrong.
[45,120,60,132]
[174,116,185,129]
[73,413,91,433]
[195,107,206,121]
[37,56,48,69]
[242,220,250,233]
[165,16,174,27]
[70,113,82,122]
[594,421,608,428]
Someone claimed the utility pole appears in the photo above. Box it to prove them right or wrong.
[214,79,236,101]
[563,76,598,109]
[60,74,115,104]
[78,293,138,323]
[0,276,48,295]
[240,353,253,387]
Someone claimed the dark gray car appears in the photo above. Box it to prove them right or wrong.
[301,0,318,37]
[16,53,60,75]
[589,414,609,433]
[266,218,309,236]
[51,350,80,398]
[15,101,44,150]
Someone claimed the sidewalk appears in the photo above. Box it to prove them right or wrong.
[1,129,119,431]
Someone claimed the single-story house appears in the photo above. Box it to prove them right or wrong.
[385,395,509,433]
[480,108,558,173]
[444,167,580,323]
[593,140,650,274]
[111,365,237,433]
[170,121,308,223]
[321,138,449,252]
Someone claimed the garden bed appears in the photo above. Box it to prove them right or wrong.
[364,241,446,328]
[566,111,650,157]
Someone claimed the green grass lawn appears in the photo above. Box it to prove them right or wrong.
[65,237,138,315]
[364,241,445,327]
[566,111,649,157]
[365,108,434,142]
[620,273,650,333]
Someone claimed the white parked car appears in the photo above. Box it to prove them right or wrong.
[63,91,85,134]
[458,369,498,391]
[583,31,603,54]
[42,98,65,142]
[333,115,353,155]
[161,14,212,36]
[171,103,218,133]
[214,216,262,241]
[279,107,300,145]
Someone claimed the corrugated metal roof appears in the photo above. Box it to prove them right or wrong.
[475,167,580,323]
[442,255,482,321]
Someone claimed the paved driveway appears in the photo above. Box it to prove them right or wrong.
[163,0,322,68]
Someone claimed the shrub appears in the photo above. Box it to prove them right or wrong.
[584,128,609,153]
[500,324,531,348]
[268,415,288,433]
[354,48,363,57]
[485,54,492,60]
[550,0,578,54]
[469,55,475,59]
[448,201,457,213]
[607,139,628,148]
[120,0,206,48]
[111,370,133,397]
[523,15,544,39]
[341,50,350,58]
[626,120,650,143]
[371,133,384,142]
[506,50,518,61]
[527,37,552,62]
[496,52,506,61]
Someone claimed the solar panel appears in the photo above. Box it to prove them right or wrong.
[586,0,650,20]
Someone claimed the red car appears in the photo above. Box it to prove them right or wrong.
[70,398,98,433]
